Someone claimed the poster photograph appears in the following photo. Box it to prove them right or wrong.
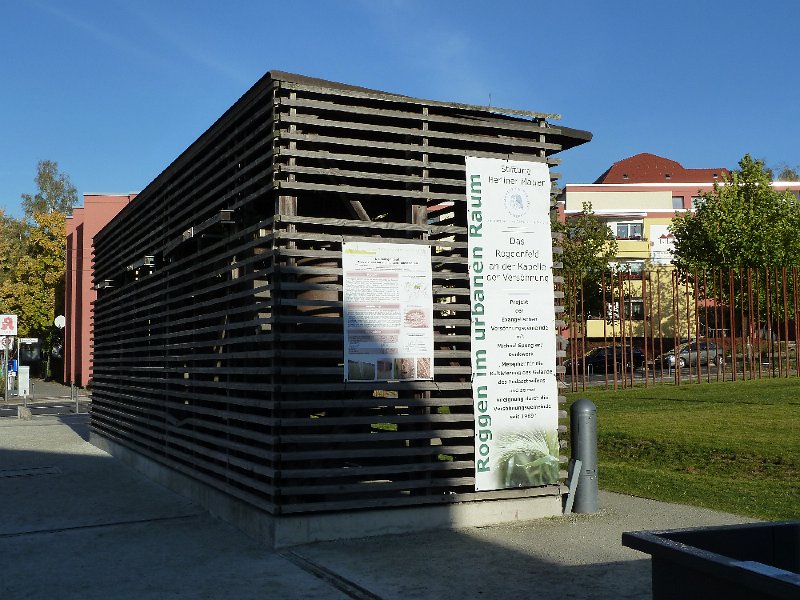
[466,156,560,492]
[342,242,434,382]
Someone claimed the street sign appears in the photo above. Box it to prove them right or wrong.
[0,314,18,336]
[0,324,12,403]
[20,338,38,344]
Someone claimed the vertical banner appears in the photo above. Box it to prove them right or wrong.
[466,157,560,491]
[342,242,434,382]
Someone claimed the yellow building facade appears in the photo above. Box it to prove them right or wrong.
[560,153,726,341]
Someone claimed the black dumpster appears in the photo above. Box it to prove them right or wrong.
[622,521,800,600]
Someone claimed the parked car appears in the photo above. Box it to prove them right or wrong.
[648,341,724,369]
[565,345,646,375]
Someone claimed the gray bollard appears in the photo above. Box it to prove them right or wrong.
[570,398,598,513]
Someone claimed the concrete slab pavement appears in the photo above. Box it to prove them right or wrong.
[2,379,89,415]
[289,491,757,599]
[0,415,758,599]
[0,415,349,600]
[11,378,88,402]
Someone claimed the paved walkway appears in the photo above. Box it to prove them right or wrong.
[0,415,348,600]
[9,378,88,401]
[0,415,756,599]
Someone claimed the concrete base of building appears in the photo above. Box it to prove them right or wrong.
[91,432,564,549]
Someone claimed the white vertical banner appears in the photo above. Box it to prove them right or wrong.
[466,157,560,491]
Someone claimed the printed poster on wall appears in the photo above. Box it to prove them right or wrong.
[466,156,560,492]
[649,224,676,265]
[342,242,434,382]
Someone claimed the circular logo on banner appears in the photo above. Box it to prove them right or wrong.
[504,188,530,219]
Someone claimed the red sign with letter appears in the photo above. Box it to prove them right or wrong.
[0,314,18,336]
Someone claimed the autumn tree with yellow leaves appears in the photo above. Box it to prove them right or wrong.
[0,161,75,379]
[0,211,66,335]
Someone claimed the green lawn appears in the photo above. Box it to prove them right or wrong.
[566,378,800,520]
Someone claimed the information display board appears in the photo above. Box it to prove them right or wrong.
[342,242,434,382]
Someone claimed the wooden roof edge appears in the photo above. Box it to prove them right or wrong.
[269,70,562,121]
[98,70,591,243]
[270,70,592,151]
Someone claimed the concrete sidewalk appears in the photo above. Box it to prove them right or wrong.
[290,493,757,600]
[24,378,89,401]
[0,416,349,600]
[0,415,756,599]
[3,378,89,404]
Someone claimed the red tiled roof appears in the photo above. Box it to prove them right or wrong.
[595,153,729,184]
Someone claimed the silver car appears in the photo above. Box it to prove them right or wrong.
[650,341,725,369]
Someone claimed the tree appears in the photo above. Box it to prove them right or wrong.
[0,210,26,285]
[0,160,74,379]
[553,201,618,322]
[774,162,800,182]
[21,160,78,217]
[671,154,800,271]
[0,211,66,378]
[671,154,800,331]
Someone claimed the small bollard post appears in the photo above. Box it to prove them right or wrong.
[570,398,598,513]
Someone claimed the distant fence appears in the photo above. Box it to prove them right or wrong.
[564,267,800,390]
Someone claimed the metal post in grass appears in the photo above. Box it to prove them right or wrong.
[570,399,598,513]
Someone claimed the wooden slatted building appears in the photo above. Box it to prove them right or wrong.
[90,71,591,546]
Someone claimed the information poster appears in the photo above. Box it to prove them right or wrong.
[649,225,676,265]
[466,157,560,491]
[342,242,434,382]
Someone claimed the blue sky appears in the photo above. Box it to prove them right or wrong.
[2,0,798,218]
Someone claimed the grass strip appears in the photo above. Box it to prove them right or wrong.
[567,378,800,520]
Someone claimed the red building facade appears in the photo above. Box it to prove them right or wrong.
[65,194,135,387]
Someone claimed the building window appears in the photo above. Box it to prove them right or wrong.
[627,299,645,320]
[605,298,645,321]
[672,196,684,210]
[692,196,705,209]
[609,260,645,279]
[616,222,643,240]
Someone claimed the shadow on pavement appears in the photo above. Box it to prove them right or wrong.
[57,413,91,441]
[288,515,653,600]
[0,417,350,600]
[0,416,757,600]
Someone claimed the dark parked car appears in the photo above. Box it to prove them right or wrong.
[648,341,724,369]
[565,345,646,375]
